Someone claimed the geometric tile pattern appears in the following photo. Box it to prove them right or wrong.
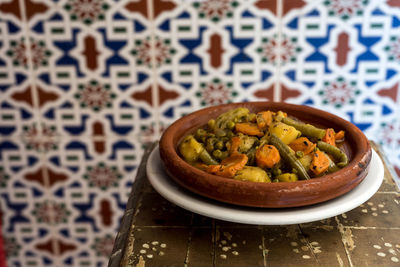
[0,0,399,266]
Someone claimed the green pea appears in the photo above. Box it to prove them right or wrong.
[215,141,224,150]
[206,137,217,152]
[226,131,234,138]
[208,119,215,129]
[272,168,282,176]
[213,149,222,159]
[195,129,207,141]
[227,121,235,129]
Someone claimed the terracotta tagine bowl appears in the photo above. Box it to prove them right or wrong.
[159,102,372,208]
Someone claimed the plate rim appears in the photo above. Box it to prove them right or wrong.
[147,145,384,225]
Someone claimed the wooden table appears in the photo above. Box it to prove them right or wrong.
[109,142,400,267]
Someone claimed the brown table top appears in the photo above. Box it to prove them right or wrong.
[109,142,400,267]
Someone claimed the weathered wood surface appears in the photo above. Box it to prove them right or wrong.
[110,142,400,267]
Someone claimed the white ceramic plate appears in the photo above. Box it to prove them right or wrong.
[147,146,384,225]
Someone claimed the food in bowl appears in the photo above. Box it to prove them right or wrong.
[178,107,349,183]
[159,102,371,207]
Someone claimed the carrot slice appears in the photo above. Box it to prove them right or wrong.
[256,111,273,130]
[256,144,280,168]
[335,130,345,142]
[235,122,264,137]
[322,128,336,147]
[229,136,241,155]
[310,150,330,175]
[289,137,316,155]
[206,154,248,178]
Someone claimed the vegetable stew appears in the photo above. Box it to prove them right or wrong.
[178,107,349,183]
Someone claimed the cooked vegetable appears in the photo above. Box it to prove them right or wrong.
[256,111,273,130]
[289,137,316,155]
[270,134,310,180]
[212,149,229,160]
[179,135,218,165]
[298,153,313,170]
[194,128,207,142]
[274,111,287,122]
[282,117,326,139]
[235,122,264,137]
[238,135,258,153]
[206,154,248,178]
[229,136,241,155]
[325,152,340,173]
[179,135,204,163]
[199,150,219,165]
[179,107,348,183]
[205,136,218,152]
[310,150,330,175]
[276,173,298,182]
[234,166,271,182]
[269,122,301,145]
[317,141,349,168]
[246,147,257,166]
[256,144,280,169]
[229,135,258,154]
[322,128,336,147]
[248,113,257,122]
[214,107,249,131]
[335,130,345,142]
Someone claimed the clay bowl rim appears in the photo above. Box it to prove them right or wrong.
[159,101,372,208]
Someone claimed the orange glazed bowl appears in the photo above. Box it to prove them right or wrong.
[159,102,372,208]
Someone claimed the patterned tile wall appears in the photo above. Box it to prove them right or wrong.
[0,0,399,266]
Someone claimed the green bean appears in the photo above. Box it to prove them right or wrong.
[199,149,218,165]
[328,160,339,173]
[270,134,310,180]
[317,141,349,168]
[282,117,326,139]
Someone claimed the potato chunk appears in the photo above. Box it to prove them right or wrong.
[234,166,271,183]
[269,122,301,145]
[178,135,203,163]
